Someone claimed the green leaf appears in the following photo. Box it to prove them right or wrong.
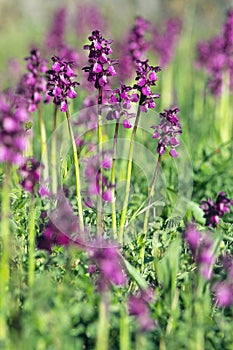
[122,258,148,290]
[187,201,205,224]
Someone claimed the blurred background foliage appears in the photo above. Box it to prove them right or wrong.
[1,0,233,70]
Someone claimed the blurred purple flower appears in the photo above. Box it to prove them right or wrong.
[196,8,233,96]
[84,153,113,204]
[152,18,182,67]
[184,223,201,254]
[151,107,182,157]
[128,288,155,331]
[116,17,151,80]
[200,191,233,227]
[46,56,79,112]
[18,157,41,194]
[214,282,233,307]
[0,93,29,165]
[221,253,233,279]
[88,240,127,289]
[184,223,216,280]
[44,7,78,64]
[74,4,106,37]
[74,95,98,130]
[17,49,48,112]
[37,192,83,252]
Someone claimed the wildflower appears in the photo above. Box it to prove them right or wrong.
[196,9,233,96]
[116,17,151,80]
[151,107,182,157]
[184,224,216,280]
[88,240,127,289]
[37,192,83,252]
[106,83,139,128]
[46,56,79,112]
[18,157,41,194]
[221,253,233,279]
[82,30,118,90]
[214,282,233,307]
[44,7,78,63]
[127,17,151,62]
[134,59,161,112]
[74,4,106,36]
[200,191,233,227]
[74,95,98,130]
[84,153,113,203]
[128,288,155,331]
[184,223,201,254]
[152,18,182,67]
[0,93,29,165]
[17,49,48,112]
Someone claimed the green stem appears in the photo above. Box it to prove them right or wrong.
[111,119,120,239]
[119,102,142,243]
[65,108,84,232]
[135,331,147,350]
[194,277,205,350]
[95,295,109,350]
[51,105,58,194]
[0,163,11,344]
[140,154,161,270]
[28,197,36,288]
[219,70,231,143]
[97,88,103,237]
[120,305,130,350]
[143,154,162,235]
[38,104,49,180]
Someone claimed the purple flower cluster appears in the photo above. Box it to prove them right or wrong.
[196,9,233,96]
[213,254,233,307]
[107,83,139,128]
[0,93,29,165]
[200,191,233,227]
[184,223,216,280]
[74,95,98,130]
[82,31,118,90]
[88,241,127,290]
[74,4,106,37]
[46,56,79,112]
[116,17,150,80]
[44,7,78,63]
[134,59,161,112]
[128,288,155,331]
[38,198,127,290]
[151,107,182,158]
[18,157,41,194]
[17,49,48,112]
[127,17,151,62]
[152,18,181,67]
[84,153,113,205]
[37,193,82,252]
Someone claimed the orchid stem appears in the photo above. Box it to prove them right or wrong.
[38,103,49,180]
[51,105,58,194]
[119,100,142,244]
[0,163,11,344]
[95,295,109,350]
[28,196,36,288]
[140,154,161,269]
[65,108,84,232]
[111,119,120,239]
[97,88,103,237]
